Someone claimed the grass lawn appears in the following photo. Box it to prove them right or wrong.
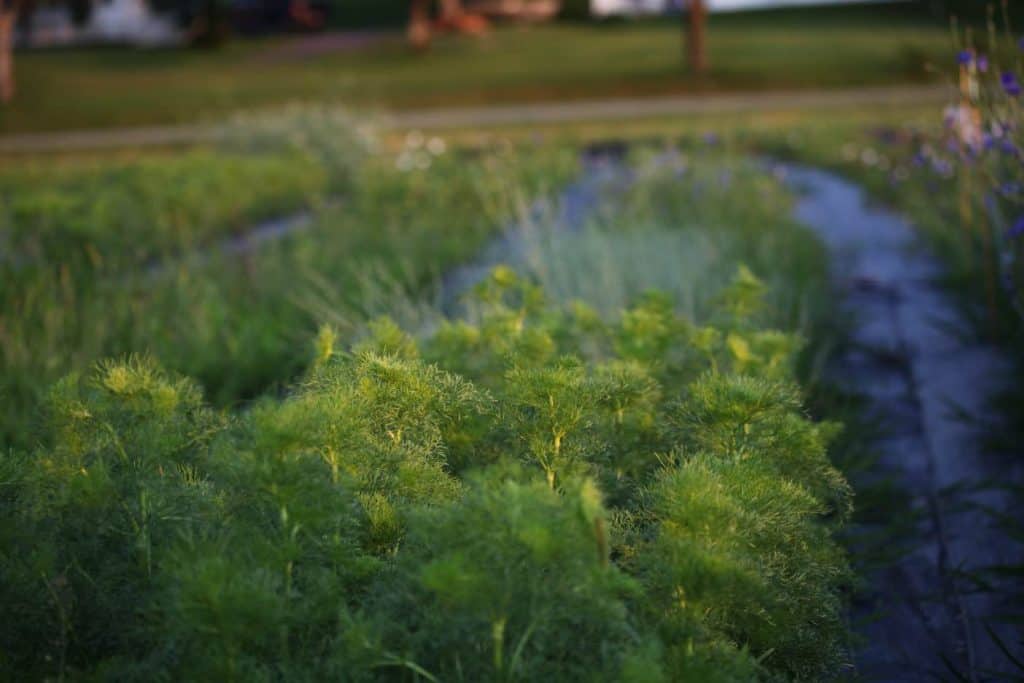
[3,4,954,134]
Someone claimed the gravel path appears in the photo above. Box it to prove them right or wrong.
[780,163,1024,682]
[0,86,947,154]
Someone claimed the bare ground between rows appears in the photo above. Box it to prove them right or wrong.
[778,163,1024,682]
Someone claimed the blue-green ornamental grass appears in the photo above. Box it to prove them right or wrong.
[0,266,852,681]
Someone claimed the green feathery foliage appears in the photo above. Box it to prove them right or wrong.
[0,266,852,681]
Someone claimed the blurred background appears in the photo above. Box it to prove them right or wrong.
[0,0,1013,133]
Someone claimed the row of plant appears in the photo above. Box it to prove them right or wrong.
[0,113,576,452]
[0,261,853,681]
[1,109,377,274]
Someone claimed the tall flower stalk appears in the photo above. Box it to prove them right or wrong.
[949,5,1024,324]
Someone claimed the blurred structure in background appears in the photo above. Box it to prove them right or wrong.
[593,0,898,15]
[12,0,324,47]
[2,0,1016,107]
[17,0,180,46]
[13,0,561,49]
[408,0,567,49]
[472,0,560,20]
[7,0,986,51]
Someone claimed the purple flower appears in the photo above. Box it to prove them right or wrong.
[1002,72,1022,97]
[977,55,989,73]
[1008,216,1024,240]
[931,158,954,177]
[1019,36,1024,52]
[1001,139,1019,157]
[958,50,973,66]
[983,133,996,150]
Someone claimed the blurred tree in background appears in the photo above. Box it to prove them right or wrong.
[686,0,707,74]
[0,0,17,101]
[0,0,94,102]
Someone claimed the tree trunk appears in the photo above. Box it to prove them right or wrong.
[685,0,707,75]
[439,0,463,19]
[408,0,431,49]
[0,1,17,103]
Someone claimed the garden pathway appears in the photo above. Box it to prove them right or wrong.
[780,164,1024,682]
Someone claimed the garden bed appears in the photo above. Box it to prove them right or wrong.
[0,116,861,680]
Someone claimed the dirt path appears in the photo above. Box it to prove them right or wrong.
[252,31,396,63]
[779,163,1024,682]
[0,85,947,154]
